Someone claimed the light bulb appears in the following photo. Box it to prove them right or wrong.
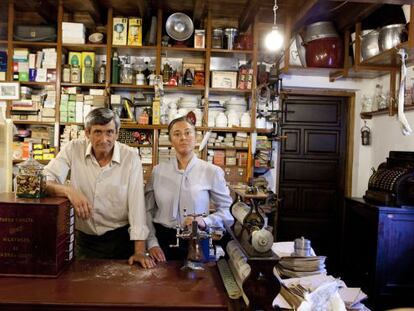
[265,27,283,51]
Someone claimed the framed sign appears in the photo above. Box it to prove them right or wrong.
[0,82,20,100]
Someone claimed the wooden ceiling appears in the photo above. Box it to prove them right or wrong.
[9,0,412,35]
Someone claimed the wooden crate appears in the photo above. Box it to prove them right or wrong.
[0,193,74,277]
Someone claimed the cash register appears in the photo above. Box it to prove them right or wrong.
[364,151,414,207]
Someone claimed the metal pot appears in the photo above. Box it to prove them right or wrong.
[378,24,407,52]
[304,21,338,43]
[305,37,344,68]
[295,33,307,67]
[361,30,380,61]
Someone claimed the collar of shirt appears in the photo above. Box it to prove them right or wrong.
[84,141,121,165]
[173,153,198,174]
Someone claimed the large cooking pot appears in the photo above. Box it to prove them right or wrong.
[304,21,338,43]
[305,37,344,68]
[378,24,407,52]
[361,30,379,61]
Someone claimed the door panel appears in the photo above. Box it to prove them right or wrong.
[278,95,347,272]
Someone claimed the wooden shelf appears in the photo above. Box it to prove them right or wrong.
[209,88,252,94]
[61,82,106,88]
[0,40,7,44]
[126,143,152,148]
[12,121,55,125]
[162,47,206,52]
[360,105,414,119]
[62,43,107,53]
[120,123,167,130]
[201,127,253,132]
[208,146,248,150]
[113,45,156,50]
[256,129,273,134]
[164,85,205,92]
[211,48,253,54]
[361,42,414,67]
[13,159,50,165]
[60,122,84,126]
[20,81,56,86]
[13,41,57,47]
[112,45,157,55]
[110,84,154,90]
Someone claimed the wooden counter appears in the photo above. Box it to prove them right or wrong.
[0,259,228,310]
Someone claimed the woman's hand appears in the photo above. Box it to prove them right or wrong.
[183,216,207,230]
[67,188,93,219]
[128,252,156,269]
[148,246,166,262]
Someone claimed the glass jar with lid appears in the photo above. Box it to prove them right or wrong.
[15,157,45,198]
[62,64,71,83]
[70,64,81,83]
[212,28,224,49]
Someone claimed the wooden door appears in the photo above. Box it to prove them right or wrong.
[277,95,348,272]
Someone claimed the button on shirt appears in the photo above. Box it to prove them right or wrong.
[43,139,149,240]
[145,155,233,249]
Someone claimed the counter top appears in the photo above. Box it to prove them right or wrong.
[0,259,228,310]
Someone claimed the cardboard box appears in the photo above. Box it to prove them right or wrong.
[128,17,142,46]
[81,52,95,84]
[211,71,238,89]
[68,52,82,68]
[112,17,128,45]
[152,99,160,125]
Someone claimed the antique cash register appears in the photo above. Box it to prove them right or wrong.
[364,151,414,207]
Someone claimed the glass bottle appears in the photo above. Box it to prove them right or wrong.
[111,51,120,84]
[62,64,71,83]
[70,64,81,83]
[98,61,106,84]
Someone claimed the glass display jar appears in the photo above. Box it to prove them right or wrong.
[16,157,45,198]
[70,64,81,83]
[62,64,71,83]
[212,28,224,49]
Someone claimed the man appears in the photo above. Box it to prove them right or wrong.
[44,108,155,268]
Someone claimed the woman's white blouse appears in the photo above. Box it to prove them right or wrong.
[145,156,233,249]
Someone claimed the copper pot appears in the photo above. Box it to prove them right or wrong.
[305,37,344,68]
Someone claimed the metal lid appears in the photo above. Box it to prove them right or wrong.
[165,12,194,41]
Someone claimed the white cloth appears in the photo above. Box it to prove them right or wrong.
[145,155,233,249]
[43,138,149,240]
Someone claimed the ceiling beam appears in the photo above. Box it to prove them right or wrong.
[335,3,383,30]
[83,0,103,24]
[136,0,147,19]
[193,0,205,25]
[290,0,323,33]
[239,0,260,32]
[36,0,58,23]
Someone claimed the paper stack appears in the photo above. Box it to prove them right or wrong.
[272,241,326,278]
[339,287,369,310]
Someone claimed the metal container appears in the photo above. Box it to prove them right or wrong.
[224,27,238,50]
[212,28,224,48]
[293,237,311,257]
[305,37,344,68]
[361,30,380,61]
[304,21,338,43]
[378,24,407,52]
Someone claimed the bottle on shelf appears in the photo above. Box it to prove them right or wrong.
[112,51,120,84]
[98,61,106,84]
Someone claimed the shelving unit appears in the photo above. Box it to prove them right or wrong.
[3,0,279,184]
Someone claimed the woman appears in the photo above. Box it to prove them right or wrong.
[145,116,233,262]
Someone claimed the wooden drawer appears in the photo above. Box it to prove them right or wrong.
[223,167,246,183]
